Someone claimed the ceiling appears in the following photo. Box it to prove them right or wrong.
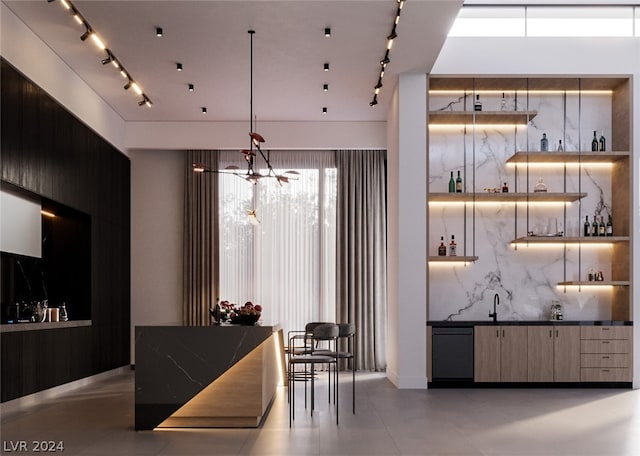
[3,0,462,123]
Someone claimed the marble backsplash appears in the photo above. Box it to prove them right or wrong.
[428,92,616,322]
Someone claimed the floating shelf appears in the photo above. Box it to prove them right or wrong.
[506,151,630,164]
[428,110,537,125]
[557,281,630,287]
[428,256,479,263]
[429,192,587,203]
[512,236,629,244]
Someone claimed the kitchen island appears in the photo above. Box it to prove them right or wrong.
[135,324,284,430]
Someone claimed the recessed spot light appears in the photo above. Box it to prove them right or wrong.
[188,84,194,92]
[324,27,331,37]
[324,63,329,71]
[202,107,207,114]
[176,62,183,71]
[156,27,163,37]
[323,84,329,92]
[322,107,327,114]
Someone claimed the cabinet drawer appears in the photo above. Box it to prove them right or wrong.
[580,339,630,354]
[581,368,631,382]
[581,353,630,368]
[581,326,631,340]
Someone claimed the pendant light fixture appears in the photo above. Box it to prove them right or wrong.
[193,30,298,186]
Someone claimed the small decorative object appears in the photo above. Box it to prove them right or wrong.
[540,133,548,152]
[595,271,604,282]
[501,182,509,193]
[500,92,507,111]
[557,139,563,152]
[474,94,482,111]
[59,302,68,322]
[550,301,563,321]
[534,177,548,193]
[229,301,262,325]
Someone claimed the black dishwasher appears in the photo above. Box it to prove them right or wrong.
[431,327,474,382]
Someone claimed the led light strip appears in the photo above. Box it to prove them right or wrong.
[49,0,152,107]
[369,0,404,107]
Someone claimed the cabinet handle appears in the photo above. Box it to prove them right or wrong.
[602,327,610,330]
[502,329,505,338]
[549,330,552,338]
[555,330,559,338]
[602,341,610,344]
[496,330,499,338]
[602,369,610,373]
[602,356,610,359]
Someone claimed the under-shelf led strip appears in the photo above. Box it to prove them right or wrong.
[49,0,152,108]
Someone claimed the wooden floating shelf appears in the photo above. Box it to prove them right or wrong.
[557,281,630,287]
[428,110,537,125]
[429,192,586,203]
[512,236,629,244]
[506,151,630,164]
[428,256,479,263]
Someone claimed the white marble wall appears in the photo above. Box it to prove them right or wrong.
[428,91,616,321]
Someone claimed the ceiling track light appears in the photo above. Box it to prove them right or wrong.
[156,27,163,37]
[188,83,194,92]
[176,62,183,71]
[325,27,331,37]
[324,62,330,71]
[50,0,152,108]
[202,107,207,114]
[369,1,404,108]
[322,107,327,114]
[323,84,329,92]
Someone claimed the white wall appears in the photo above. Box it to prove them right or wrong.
[431,35,640,387]
[0,4,126,153]
[0,190,41,258]
[125,121,386,150]
[130,149,185,362]
[386,73,428,388]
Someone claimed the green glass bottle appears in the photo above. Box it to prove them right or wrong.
[599,131,606,152]
[591,131,598,152]
[448,171,455,193]
[455,171,462,193]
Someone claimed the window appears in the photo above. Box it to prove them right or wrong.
[218,151,336,336]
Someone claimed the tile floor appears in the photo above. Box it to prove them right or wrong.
[2,371,640,455]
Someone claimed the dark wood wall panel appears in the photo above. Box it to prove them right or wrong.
[1,59,131,402]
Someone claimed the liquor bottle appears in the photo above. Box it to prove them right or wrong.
[584,215,590,237]
[448,171,455,193]
[591,131,598,151]
[540,133,548,152]
[449,235,457,256]
[557,140,563,152]
[474,94,482,112]
[501,182,509,193]
[591,215,598,236]
[598,216,606,237]
[455,170,463,193]
[438,236,447,256]
[606,214,613,236]
[59,302,69,322]
[599,131,606,152]
[500,92,507,111]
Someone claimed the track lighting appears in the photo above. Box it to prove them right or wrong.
[50,0,152,107]
[156,27,163,37]
[369,95,378,107]
[369,3,402,108]
[176,62,183,71]
[324,63,330,71]
[323,84,329,91]
[387,30,398,41]
[188,84,194,92]
[202,107,207,114]
[322,107,327,114]
[325,27,331,37]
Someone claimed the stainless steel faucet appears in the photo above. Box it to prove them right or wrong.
[489,293,499,322]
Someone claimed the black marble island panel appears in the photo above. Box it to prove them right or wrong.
[427,320,633,327]
[135,324,282,430]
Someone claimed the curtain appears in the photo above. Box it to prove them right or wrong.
[218,150,336,338]
[183,150,219,325]
[336,149,387,371]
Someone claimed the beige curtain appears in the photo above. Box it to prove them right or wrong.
[336,149,387,371]
[183,150,219,326]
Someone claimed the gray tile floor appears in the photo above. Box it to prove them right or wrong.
[2,371,640,455]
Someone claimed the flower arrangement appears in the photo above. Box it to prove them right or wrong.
[218,300,262,325]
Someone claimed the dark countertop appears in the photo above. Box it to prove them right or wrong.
[427,320,633,327]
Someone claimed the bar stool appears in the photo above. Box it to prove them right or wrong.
[288,323,338,426]
[315,323,356,414]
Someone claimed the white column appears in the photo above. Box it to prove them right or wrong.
[387,73,428,388]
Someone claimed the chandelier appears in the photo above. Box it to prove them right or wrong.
[193,30,298,185]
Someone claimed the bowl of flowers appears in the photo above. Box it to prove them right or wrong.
[229,301,262,325]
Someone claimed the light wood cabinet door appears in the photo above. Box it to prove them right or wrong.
[501,326,528,382]
[527,326,554,382]
[474,326,500,382]
[554,326,581,382]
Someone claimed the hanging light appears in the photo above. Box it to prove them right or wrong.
[247,210,261,225]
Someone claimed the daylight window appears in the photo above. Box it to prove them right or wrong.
[449,7,525,37]
[527,7,633,37]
